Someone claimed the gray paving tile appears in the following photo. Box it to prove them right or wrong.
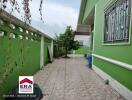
[34,56,125,100]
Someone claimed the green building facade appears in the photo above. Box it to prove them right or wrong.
[77,0,132,99]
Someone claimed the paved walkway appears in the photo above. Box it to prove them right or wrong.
[34,56,125,100]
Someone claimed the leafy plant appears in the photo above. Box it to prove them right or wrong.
[55,26,79,57]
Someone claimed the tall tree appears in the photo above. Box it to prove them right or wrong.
[56,26,79,57]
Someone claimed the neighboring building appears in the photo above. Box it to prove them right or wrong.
[77,0,132,99]
[74,31,90,46]
[74,23,91,54]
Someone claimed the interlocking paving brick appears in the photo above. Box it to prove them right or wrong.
[34,55,125,100]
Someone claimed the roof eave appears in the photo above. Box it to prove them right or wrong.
[77,0,87,25]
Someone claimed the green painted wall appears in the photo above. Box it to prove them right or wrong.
[93,0,132,91]
[75,46,89,54]
[94,57,132,90]
[0,37,40,98]
[82,0,98,23]
[44,37,51,65]
[0,18,52,99]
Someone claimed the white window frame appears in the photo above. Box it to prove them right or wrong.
[78,40,84,46]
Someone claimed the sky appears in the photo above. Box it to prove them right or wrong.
[3,0,81,38]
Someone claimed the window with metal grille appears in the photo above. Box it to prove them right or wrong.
[79,40,83,46]
[104,0,131,43]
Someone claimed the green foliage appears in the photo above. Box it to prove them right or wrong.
[55,26,79,56]
[75,46,89,54]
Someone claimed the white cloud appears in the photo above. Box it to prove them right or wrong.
[30,1,79,38]
[3,0,79,38]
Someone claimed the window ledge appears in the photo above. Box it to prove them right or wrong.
[102,42,131,46]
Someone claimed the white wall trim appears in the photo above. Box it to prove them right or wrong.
[51,40,54,61]
[92,54,132,70]
[92,4,97,52]
[93,65,132,100]
[40,36,44,69]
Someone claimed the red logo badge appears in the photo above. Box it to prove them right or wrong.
[19,76,33,94]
